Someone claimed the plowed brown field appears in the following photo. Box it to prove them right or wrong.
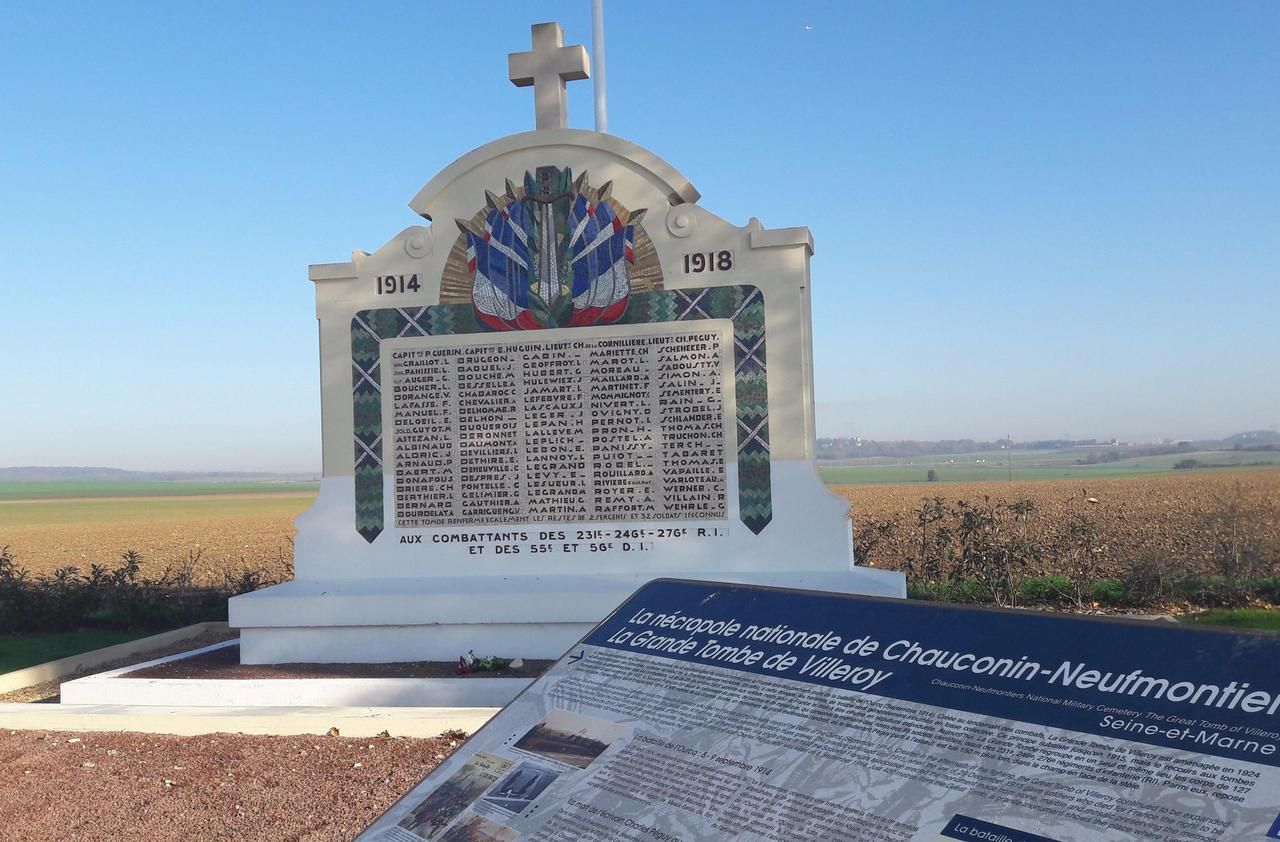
[0,494,307,581]
[2,470,1277,581]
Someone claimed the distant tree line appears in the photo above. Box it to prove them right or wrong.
[816,438,1098,460]
[1176,457,1277,471]
[817,432,1279,461]
[1077,444,1189,464]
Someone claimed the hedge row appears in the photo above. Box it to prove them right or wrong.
[907,573,1280,610]
[0,547,284,634]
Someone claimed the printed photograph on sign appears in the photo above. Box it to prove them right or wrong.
[480,761,561,814]
[393,752,513,840]
[436,813,519,842]
[512,708,628,769]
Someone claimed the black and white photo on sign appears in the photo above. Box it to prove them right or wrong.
[481,761,561,814]
[436,812,519,842]
[513,708,628,769]
[394,753,513,840]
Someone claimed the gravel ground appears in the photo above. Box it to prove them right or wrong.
[0,729,458,841]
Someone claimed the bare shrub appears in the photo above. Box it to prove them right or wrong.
[948,498,1039,608]
[0,547,291,634]
[1202,482,1270,604]
[1047,496,1106,609]
[853,516,899,567]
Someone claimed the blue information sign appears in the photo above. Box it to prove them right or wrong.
[360,579,1280,841]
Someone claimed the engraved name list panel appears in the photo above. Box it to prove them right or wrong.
[386,322,732,528]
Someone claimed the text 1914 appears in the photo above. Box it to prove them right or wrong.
[376,274,421,295]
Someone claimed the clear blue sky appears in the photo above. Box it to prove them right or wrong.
[1,2,1276,471]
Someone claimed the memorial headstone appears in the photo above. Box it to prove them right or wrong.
[229,22,904,664]
[357,579,1280,842]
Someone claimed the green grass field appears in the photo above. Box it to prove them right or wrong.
[0,494,315,528]
[4,454,1278,501]
[818,449,1280,485]
[1100,451,1280,471]
[0,629,153,673]
[0,481,319,501]
[1178,609,1280,634]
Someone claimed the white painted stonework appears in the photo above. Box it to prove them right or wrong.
[230,30,902,663]
[60,641,532,709]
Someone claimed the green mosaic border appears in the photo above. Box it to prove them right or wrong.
[350,285,770,543]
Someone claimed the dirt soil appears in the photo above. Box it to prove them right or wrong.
[0,729,456,841]
[125,647,553,680]
[0,494,308,581]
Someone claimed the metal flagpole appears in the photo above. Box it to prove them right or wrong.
[591,0,608,132]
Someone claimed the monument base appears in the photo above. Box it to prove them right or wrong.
[230,570,904,664]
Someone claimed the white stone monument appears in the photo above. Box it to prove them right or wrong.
[230,22,904,664]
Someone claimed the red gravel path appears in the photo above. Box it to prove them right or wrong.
[0,729,457,841]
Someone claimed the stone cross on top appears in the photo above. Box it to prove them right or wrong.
[508,22,590,131]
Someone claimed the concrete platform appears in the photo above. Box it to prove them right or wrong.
[232,568,906,664]
[60,640,534,709]
[0,702,496,737]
